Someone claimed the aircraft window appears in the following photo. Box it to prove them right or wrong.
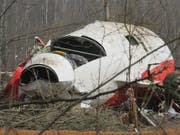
[51,36,106,62]
[125,35,138,45]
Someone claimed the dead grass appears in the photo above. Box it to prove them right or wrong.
[0,102,124,131]
[0,101,180,132]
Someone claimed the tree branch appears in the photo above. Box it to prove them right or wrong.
[0,0,17,20]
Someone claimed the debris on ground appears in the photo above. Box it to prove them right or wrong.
[0,100,180,132]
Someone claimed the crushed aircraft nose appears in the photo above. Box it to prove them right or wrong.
[16,20,173,103]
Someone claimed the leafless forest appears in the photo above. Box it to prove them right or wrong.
[0,0,180,134]
[0,0,180,71]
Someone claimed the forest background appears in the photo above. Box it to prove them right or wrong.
[0,0,179,72]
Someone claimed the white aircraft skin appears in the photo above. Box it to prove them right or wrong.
[19,21,173,102]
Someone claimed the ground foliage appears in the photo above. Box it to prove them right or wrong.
[0,101,180,132]
[0,102,125,131]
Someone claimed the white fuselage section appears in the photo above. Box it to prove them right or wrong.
[19,21,173,102]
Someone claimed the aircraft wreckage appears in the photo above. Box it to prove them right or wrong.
[3,21,177,112]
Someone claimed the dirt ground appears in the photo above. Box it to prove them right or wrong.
[0,102,180,132]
